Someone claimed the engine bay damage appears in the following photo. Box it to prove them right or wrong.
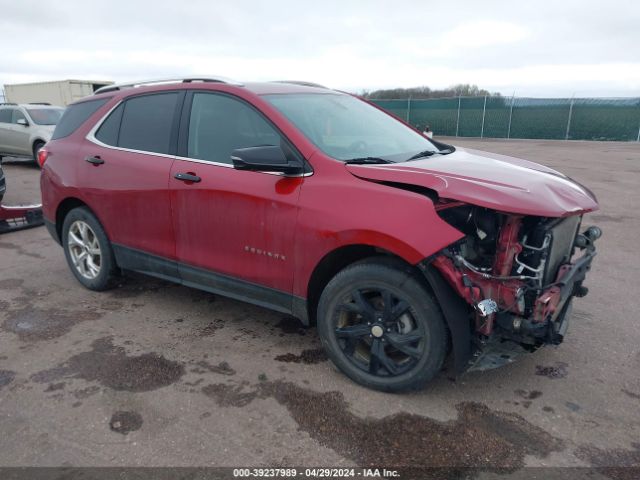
[427,201,601,371]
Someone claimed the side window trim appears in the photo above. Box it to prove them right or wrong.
[86,90,185,157]
[176,89,311,173]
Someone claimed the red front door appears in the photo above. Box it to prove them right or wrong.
[170,161,302,293]
[169,91,303,303]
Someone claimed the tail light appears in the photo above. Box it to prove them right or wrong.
[37,148,49,168]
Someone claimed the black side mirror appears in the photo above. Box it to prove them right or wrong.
[231,145,303,175]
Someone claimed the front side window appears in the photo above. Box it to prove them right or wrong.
[118,93,178,154]
[11,110,27,124]
[264,93,439,162]
[187,92,281,164]
[26,108,64,125]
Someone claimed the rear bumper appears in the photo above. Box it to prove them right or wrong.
[44,217,61,245]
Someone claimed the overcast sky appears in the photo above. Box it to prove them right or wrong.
[1,0,639,97]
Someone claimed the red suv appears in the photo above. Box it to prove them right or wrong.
[40,78,601,391]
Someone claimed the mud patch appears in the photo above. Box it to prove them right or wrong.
[0,241,44,259]
[0,370,16,390]
[202,382,259,407]
[202,380,563,468]
[2,305,102,341]
[275,348,328,364]
[199,319,225,336]
[621,388,640,400]
[31,337,184,392]
[99,300,124,311]
[515,389,542,400]
[194,360,235,376]
[111,277,174,299]
[73,385,101,399]
[274,317,306,336]
[565,401,581,412]
[109,411,143,435]
[576,442,640,480]
[0,278,24,289]
[535,362,568,379]
[44,382,65,392]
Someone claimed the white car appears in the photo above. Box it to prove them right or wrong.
[0,103,64,165]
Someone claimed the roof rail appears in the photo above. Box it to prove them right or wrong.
[0,102,17,106]
[94,76,243,95]
[272,80,328,89]
[28,102,52,106]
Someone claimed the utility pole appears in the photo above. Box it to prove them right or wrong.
[565,94,575,141]
[455,95,461,137]
[480,95,487,138]
[507,92,515,139]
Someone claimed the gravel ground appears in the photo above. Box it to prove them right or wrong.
[0,139,639,476]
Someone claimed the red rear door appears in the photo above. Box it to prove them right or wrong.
[169,91,303,308]
[78,92,182,270]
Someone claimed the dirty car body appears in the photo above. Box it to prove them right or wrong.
[39,78,601,391]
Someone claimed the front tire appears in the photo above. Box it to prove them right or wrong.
[62,207,117,291]
[317,259,447,392]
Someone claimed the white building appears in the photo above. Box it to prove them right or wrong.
[3,79,114,106]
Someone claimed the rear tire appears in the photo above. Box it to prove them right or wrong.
[62,207,117,291]
[317,258,447,392]
[32,141,45,167]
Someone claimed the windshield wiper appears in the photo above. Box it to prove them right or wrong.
[344,157,393,165]
[407,148,454,161]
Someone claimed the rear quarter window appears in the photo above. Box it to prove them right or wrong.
[51,98,110,140]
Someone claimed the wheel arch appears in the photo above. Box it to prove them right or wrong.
[31,138,47,156]
[54,197,103,243]
[305,243,415,325]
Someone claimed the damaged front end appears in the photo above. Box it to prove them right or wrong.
[426,202,601,372]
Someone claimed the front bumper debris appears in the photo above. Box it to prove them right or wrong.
[0,204,44,234]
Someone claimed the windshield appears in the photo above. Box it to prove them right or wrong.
[264,93,439,162]
[26,108,64,125]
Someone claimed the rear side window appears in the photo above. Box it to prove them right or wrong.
[0,109,12,123]
[51,98,109,140]
[117,93,178,154]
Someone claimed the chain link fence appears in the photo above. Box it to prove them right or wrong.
[372,96,640,141]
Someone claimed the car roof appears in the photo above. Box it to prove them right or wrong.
[87,78,343,104]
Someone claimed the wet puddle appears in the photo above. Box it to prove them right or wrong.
[275,348,328,364]
[202,380,564,468]
[31,337,184,392]
[109,411,143,434]
[535,362,568,379]
[3,306,102,341]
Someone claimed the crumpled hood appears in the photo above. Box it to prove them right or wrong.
[345,147,599,217]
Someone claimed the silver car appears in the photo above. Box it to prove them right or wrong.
[0,103,64,165]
